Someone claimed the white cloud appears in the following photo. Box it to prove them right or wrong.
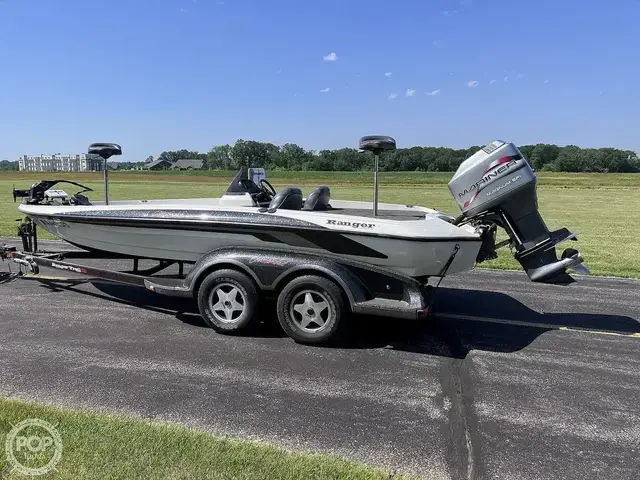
[405,88,416,97]
[543,79,549,84]
[180,7,187,12]
[388,93,398,100]
[384,72,392,77]
[489,79,496,84]
[425,89,441,96]
[517,73,524,79]
[441,0,471,17]
[467,80,479,88]
[323,52,338,62]
[432,40,441,47]
[320,87,330,93]
[504,76,508,83]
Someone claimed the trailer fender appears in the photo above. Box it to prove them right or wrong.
[183,248,370,306]
[271,263,370,307]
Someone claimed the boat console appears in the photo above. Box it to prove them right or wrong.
[219,167,331,211]
[219,167,272,207]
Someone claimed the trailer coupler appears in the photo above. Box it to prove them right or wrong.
[3,251,39,274]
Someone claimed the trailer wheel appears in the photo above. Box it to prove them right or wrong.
[197,269,259,334]
[276,275,348,345]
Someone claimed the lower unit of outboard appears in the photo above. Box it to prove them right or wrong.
[449,140,588,284]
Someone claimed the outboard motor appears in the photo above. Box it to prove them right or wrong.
[448,141,588,284]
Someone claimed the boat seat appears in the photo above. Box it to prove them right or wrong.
[268,187,303,210]
[303,186,331,211]
[69,194,92,206]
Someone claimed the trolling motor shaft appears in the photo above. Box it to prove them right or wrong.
[87,143,123,205]
[358,135,397,216]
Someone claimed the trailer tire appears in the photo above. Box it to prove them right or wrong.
[277,275,348,345]
[197,269,259,334]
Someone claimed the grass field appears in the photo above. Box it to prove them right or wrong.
[0,398,408,479]
[1,170,639,278]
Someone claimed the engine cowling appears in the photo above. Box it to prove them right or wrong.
[448,141,588,284]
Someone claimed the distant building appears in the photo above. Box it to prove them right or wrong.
[170,159,205,170]
[144,158,205,170]
[17,153,103,172]
[145,158,172,170]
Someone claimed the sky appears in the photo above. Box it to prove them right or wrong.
[1,0,639,162]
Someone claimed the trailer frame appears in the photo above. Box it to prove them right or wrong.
[2,232,440,345]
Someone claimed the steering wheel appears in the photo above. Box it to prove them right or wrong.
[239,178,275,206]
[259,179,277,197]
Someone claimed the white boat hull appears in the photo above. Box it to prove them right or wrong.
[27,207,482,278]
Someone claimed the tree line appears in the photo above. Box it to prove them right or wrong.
[0,160,18,171]
[152,139,640,173]
[3,140,639,172]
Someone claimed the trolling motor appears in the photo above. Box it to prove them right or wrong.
[88,142,122,205]
[13,186,32,202]
[359,135,397,216]
[12,180,94,205]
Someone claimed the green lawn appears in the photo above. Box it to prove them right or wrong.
[1,171,639,278]
[0,398,408,479]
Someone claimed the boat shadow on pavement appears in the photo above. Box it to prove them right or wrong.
[16,275,640,360]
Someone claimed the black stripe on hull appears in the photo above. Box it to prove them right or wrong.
[37,215,389,259]
[56,209,319,228]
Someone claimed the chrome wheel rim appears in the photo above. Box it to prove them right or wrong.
[289,290,331,333]
[209,283,246,323]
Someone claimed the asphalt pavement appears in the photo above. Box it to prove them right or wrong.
[1,239,639,479]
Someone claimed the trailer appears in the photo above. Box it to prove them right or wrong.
[2,219,439,346]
